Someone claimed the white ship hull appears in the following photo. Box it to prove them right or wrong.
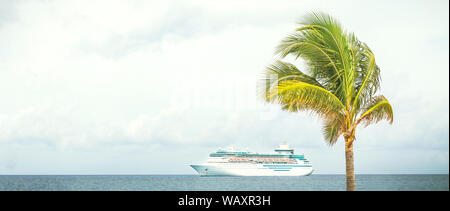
[191,164,314,176]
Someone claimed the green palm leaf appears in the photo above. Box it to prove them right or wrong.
[265,60,324,88]
[351,43,381,119]
[357,95,394,126]
[267,80,345,118]
[322,114,345,145]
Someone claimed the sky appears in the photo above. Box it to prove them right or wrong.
[0,0,448,174]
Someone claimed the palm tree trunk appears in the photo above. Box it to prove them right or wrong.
[345,138,356,191]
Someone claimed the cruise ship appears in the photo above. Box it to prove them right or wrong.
[190,143,313,176]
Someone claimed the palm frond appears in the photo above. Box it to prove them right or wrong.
[322,114,345,146]
[260,60,324,101]
[350,43,381,118]
[357,95,393,126]
[267,80,346,118]
[267,60,324,85]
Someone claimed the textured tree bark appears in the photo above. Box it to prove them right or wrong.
[345,138,356,191]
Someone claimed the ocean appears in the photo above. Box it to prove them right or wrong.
[0,174,448,191]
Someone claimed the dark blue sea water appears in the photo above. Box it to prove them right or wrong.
[0,174,448,191]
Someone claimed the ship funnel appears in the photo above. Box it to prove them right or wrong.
[275,143,294,154]
[278,143,290,150]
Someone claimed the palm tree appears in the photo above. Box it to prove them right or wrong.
[262,12,393,191]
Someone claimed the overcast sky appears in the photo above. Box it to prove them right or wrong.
[0,0,448,174]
